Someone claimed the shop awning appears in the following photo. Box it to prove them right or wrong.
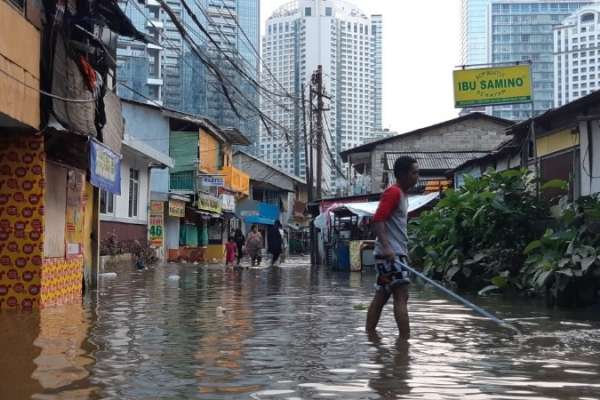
[244,216,275,225]
[330,192,440,217]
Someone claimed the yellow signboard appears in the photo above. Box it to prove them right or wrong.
[453,65,532,108]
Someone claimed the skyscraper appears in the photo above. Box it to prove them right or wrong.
[260,0,382,194]
[371,15,383,131]
[554,4,600,106]
[460,0,492,65]
[117,0,260,147]
[489,0,592,121]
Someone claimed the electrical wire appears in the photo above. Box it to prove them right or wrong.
[126,0,294,147]
[0,66,97,103]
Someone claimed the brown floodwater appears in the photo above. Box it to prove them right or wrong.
[1,257,599,399]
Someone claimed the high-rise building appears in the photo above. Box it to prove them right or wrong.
[460,0,492,65]
[260,0,382,194]
[117,0,260,148]
[371,15,383,131]
[554,4,600,106]
[117,1,164,104]
[489,0,592,121]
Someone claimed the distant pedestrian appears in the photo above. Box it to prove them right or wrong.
[234,228,245,265]
[366,156,419,340]
[245,225,263,266]
[267,220,283,267]
[225,236,237,267]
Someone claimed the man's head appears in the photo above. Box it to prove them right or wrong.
[393,156,419,190]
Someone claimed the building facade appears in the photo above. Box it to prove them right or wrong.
[489,0,592,121]
[260,0,382,194]
[116,0,260,148]
[461,0,492,65]
[554,5,600,106]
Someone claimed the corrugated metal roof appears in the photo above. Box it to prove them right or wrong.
[384,152,489,171]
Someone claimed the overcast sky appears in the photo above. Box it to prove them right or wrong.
[260,0,461,134]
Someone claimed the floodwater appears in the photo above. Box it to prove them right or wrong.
[2,257,600,400]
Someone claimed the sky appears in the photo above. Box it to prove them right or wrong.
[259,0,462,134]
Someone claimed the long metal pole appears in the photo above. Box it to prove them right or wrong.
[302,83,310,201]
[397,260,522,335]
[315,65,324,200]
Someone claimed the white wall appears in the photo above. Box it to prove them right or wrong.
[100,152,149,226]
[579,120,600,196]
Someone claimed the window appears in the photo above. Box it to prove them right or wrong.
[128,169,139,218]
[325,7,332,17]
[100,190,114,215]
[304,7,311,16]
[7,0,25,10]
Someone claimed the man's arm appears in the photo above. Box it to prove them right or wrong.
[374,221,395,260]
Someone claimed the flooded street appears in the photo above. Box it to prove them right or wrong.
[2,257,600,400]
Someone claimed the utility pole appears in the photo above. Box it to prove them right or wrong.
[313,65,324,200]
[308,85,314,201]
[301,83,311,202]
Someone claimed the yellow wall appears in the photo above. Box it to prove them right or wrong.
[199,128,220,173]
[0,2,40,128]
[537,129,580,158]
[221,165,250,196]
[206,244,225,263]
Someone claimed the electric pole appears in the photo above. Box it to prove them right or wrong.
[301,83,311,202]
[313,65,324,200]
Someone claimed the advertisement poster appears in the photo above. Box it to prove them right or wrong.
[89,140,121,194]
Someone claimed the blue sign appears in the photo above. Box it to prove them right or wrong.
[89,140,121,194]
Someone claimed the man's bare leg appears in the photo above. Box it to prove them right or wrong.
[392,285,410,340]
[366,290,391,332]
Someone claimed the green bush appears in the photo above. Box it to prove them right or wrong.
[522,194,600,306]
[410,169,549,290]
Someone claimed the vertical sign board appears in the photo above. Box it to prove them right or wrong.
[453,64,533,108]
[149,201,164,247]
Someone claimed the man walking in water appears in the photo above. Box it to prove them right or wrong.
[366,156,419,339]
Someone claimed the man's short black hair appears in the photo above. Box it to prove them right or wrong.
[393,156,417,179]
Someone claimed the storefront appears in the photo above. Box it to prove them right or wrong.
[197,192,224,263]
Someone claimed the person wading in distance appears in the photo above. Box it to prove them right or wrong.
[366,156,419,340]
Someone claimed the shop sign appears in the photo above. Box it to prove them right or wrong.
[169,199,186,217]
[220,193,236,211]
[89,140,121,194]
[149,214,164,247]
[150,201,164,214]
[200,175,224,187]
[197,193,222,214]
[453,64,532,108]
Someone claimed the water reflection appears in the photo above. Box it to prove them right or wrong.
[1,257,599,399]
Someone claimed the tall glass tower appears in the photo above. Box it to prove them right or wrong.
[461,0,492,65]
[117,0,260,146]
[489,0,592,121]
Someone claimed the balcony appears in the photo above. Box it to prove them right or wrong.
[0,1,40,129]
[220,165,249,196]
[170,171,195,193]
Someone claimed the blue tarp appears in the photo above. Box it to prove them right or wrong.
[236,200,280,226]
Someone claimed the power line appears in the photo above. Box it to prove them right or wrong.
[126,0,293,147]
[0,66,97,104]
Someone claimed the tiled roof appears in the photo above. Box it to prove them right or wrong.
[384,152,490,171]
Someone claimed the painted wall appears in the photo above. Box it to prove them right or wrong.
[0,2,40,128]
[199,128,220,173]
[122,102,170,193]
[0,134,44,311]
[43,162,66,258]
